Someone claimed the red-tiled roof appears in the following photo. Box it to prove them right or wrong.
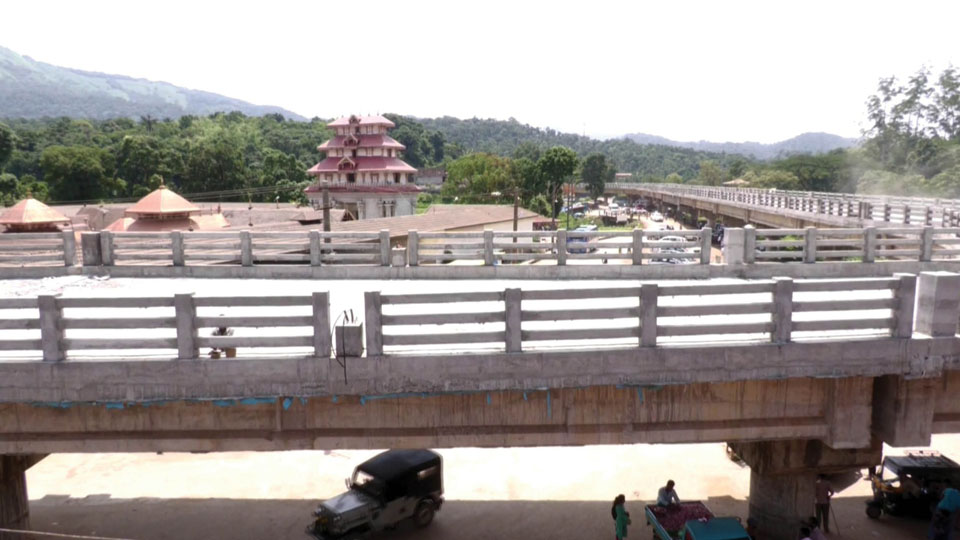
[307,157,418,175]
[304,184,421,194]
[329,204,541,236]
[0,198,70,226]
[125,185,200,217]
[328,115,396,127]
[318,135,405,150]
[105,213,229,232]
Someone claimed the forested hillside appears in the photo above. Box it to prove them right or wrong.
[623,132,857,160]
[0,46,304,121]
[414,116,747,179]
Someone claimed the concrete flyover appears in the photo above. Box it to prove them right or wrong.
[4,272,960,537]
[602,182,960,229]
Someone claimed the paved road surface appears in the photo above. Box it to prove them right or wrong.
[20,437,953,540]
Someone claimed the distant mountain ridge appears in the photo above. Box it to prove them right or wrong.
[622,132,858,160]
[0,46,305,120]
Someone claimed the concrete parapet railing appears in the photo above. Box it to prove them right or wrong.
[367,274,924,355]
[1,273,946,361]
[3,228,960,279]
[607,183,960,227]
[0,292,331,361]
[0,230,75,267]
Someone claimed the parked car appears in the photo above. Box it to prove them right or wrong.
[308,449,443,539]
[573,212,585,219]
[567,225,598,254]
[651,235,696,264]
[650,211,664,222]
[866,452,960,521]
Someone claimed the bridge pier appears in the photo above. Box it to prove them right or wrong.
[731,439,880,540]
[0,455,43,539]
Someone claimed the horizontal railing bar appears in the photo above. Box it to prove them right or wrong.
[0,254,63,262]
[0,298,39,309]
[419,243,487,250]
[417,232,485,239]
[755,251,804,259]
[113,253,174,261]
[657,303,773,317]
[793,278,898,292]
[382,311,504,325]
[521,287,640,300]
[383,331,506,346]
[62,338,178,350]
[522,307,639,321]
[0,319,40,330]
[521,327,638,341]
[59,297,175,308]
[658,282,774,296]
[194,296,312,307]
[195,315,314,327]
[62,317,176,329]
[251,254,311,262]
[792,298,896,312]
[383,291,503,304]
[196,335,313,347]
[0,339,42,350]
[498,253,558,261]
[657,322,773,336]
[0,232,64,240]
[792,319,894,332]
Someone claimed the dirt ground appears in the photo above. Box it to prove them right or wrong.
[18,437,956,540]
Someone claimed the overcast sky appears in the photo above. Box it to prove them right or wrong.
[3,0,958,143]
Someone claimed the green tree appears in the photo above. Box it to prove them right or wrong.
[40,145,109,201]
[536,146,579,218]
[695,160,726,186]
[664,172,683,184]
[748,169,802,190]
[581,153,613,198]
[182,130,247,193]
[0,173,19,205]
[442,153,513,203]
[0,122,13,168]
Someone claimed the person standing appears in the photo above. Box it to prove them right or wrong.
[814,474,834,533]
[612,494,630,540]
[657,480,680,507]
[932,485,960,540]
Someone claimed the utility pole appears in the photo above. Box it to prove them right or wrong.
[512,187,519,244]
[321,180,331,244]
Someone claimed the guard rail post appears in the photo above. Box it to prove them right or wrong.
[312,291,331,358]
[903,205,912,225]
[62,230,76,267]
[171,231,185,267]
[772,277,793,343]
[893,273,917,339]
[632,228,643,265]
[379,230,391,266]
[174,293,198,360]
[556,229,567,266]
[309,230,322,266]
[81,232,101,266]
[915,271,960,337]
[699,227,712,264]
[504,288,522,353]
[240,231,253,266]
[640,283,658,347]
[863,227,877,263]
[803,227,817,263]
[364,291,383,356]
[883,203,892,222]
[924,206,934,226]
[38,294,64,362]
[743,225,757,264]
[100,230,114,266]
[483,230,495,266]
[921,226,934,262]
[721,228,745,265]
[407,230,419,266]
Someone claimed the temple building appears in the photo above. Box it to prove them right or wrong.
[305,115,419,220]
[0,198,70,232]
[105,183,229,232]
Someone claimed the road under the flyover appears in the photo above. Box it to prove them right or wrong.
[22,437,951,540]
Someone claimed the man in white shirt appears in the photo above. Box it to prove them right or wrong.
[657,480,680,507]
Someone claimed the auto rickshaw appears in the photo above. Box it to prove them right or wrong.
[866,452,960,520]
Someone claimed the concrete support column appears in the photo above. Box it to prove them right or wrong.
[171,231,185,267]
[364,291,383,357]
[309,230,322,266]
[873,375,938,446]
[631,229,643,265]
[0,455,32,538]
[483,230,494,266]
[556,230,567,266]
[732,439,880,540]
[379,230,391,267]
[407,230,419,267]
[62,230,76,267]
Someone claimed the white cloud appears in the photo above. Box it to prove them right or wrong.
[3,0,957,142]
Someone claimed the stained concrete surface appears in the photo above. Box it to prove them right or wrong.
[20,438,953,540]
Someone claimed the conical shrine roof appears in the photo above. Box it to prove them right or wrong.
[0,198,70,226]
[125,184,199,217]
